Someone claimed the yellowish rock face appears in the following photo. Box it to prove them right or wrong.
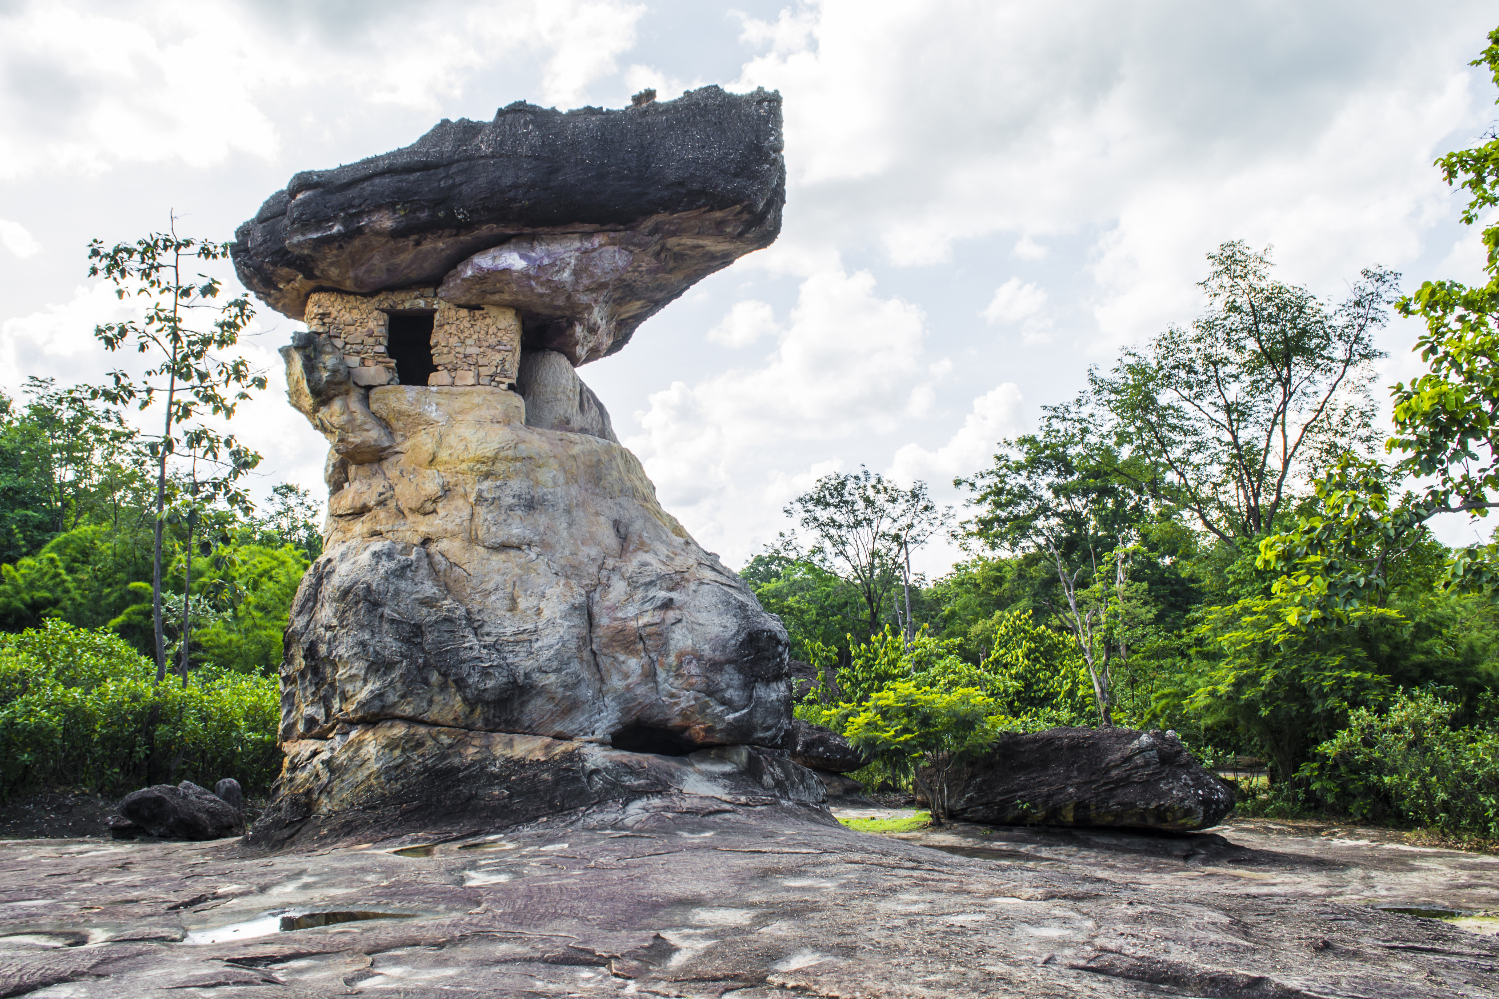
[282,381,791,757]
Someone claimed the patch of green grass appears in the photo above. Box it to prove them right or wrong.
[838,812,931,834]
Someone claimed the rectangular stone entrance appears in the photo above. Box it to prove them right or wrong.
[387,312,436,386]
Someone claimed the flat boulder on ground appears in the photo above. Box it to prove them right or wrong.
[115,781,241,840]
[949,726,1235,832]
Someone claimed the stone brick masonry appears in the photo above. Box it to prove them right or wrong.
[303,288,521,388]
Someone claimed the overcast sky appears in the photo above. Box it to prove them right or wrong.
[2,0,1496,576]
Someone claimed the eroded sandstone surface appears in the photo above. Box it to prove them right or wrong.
[3,815,1497,997]
[244,87,807,847]
[257,382,800,848]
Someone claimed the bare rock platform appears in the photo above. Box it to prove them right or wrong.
[3,812,1497,997]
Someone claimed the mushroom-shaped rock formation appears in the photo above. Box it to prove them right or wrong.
[237,89,812,849]
[232,86,783,365]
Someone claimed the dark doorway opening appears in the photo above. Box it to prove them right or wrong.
[387,312,436,386]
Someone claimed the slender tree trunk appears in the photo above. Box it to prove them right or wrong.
[152,237,183,684]
[902,540,913,644]
[1047,539,1112,726]
[151,437,170,682]
[180,493,195,689]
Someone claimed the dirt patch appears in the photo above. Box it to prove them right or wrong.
[0,790,264,840]
[0,790,121,840]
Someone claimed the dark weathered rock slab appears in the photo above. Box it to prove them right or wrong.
[232,86,784,364]
[951,726,1235,831]
[788,718,868,773]
[117,781,241,840]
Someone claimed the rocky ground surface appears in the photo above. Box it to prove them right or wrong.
[3,808,1499,997]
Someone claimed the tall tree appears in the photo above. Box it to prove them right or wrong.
[88,218,266,683]
[1093,241,1396,542]
[960,401,1170,724]
[781,468,948,639]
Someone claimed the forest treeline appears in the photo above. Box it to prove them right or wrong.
[742,28,1499,832]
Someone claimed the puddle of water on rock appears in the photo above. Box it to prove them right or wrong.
[457,840,517,852]
[392,845,438,858]
[183,910,416,945]
[1378,906,1470,919]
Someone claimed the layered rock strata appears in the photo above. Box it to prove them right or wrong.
[245,88,800,847]
[305,289,521,388]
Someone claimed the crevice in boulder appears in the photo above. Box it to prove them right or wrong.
[610,724,696,756]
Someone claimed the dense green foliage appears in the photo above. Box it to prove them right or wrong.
[0,622,279,799]
[0,227,320,801]
[1307,689,1499,836]
[749,27,1499,837]
[0,375,318,675]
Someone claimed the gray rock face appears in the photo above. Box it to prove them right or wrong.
[117,782,240,840]
[231,86,784,364]
[950,727,1235,832]
[8,814,1498,997]
[515,349,617,442]
[788,718,869,773]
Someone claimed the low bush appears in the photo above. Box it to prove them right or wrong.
[0,621,279,800]
[1305,689,1499,836]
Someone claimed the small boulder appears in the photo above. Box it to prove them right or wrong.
[949,727,1235,832]
[214,778,244,813]
[118,782,241,840]
[788,719,868,774]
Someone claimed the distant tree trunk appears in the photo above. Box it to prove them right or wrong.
[901,540,914,644]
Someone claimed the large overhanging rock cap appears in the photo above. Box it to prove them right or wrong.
[232,85,785,364]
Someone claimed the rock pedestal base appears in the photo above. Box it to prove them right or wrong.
[250,720,828,849]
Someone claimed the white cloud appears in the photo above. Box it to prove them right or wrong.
[725,0,1494,346]
[0,0,647,180]
[627,265,931,510]
[888,384,1024,488]
[0,220,41,259]
[706,299,781,348]
[1014,235,1048,260]
[981,278,1047,325]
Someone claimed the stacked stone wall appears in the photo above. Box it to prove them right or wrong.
[303,289,521,388]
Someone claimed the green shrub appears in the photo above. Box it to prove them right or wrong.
[0,621,279,800]
[810,681,999,825]
[1306,689,1499,835]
